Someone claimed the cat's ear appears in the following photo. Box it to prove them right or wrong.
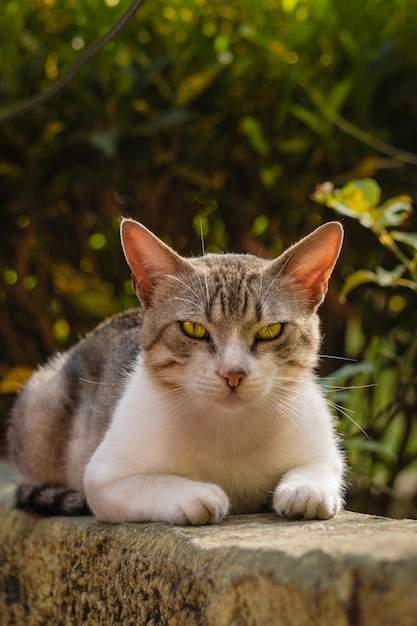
[276,222,343,309]
[120,219,183,306]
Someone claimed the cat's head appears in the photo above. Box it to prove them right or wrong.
[120,219,343,410]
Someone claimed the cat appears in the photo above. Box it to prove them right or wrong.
[8,218,345,525]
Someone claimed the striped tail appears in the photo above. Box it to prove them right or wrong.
[16,484,90,516]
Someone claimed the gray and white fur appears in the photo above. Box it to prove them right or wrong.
[8,219,345,524]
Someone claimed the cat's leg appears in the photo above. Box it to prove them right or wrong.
[272,461,344,520]
[84,468,230,525]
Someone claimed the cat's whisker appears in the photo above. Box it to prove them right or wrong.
[286,258,310,280]
[78,377,122,387]
[269,404,307,437]
[327,400,369,438]
[88,403,112,414]
[263,374,369,438]
[260,392,315,437]
[165,274,201,301]
[319,354,357,362]
[145,383,201,413]
[196,220,212,307]
[320,382,377,392]
[171,296,201,309]
[199,216,206,257]
[195,270,211,311]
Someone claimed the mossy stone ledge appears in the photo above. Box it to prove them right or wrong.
[1,461,416,626]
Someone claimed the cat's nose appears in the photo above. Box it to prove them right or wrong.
[219,370,247,389]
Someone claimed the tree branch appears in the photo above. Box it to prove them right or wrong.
[0,0,147,126]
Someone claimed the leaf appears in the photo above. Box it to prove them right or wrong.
[344,178,381,208]
[350,439,397,461]
[290,103,326,136]
[327,360,375,382]
[371,197,413,229]
[129,109,191,135]
[329,196,367,219]
[174,65,221,108]
[327,76,354,114]
[332,179,381,221]
[313,179,381,221]
[277,137,311,154]
[373,265,405,287]
[240,116,270,155]
[339,269,377,300]
[89,130,119,158]
[391,231,417,250]
[340,265,406,300]
[313,179,413,232]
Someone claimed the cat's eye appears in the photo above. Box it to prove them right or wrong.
[255,323,284,341]
[180,321,209,340]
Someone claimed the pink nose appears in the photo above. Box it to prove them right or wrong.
[219,370,247,389]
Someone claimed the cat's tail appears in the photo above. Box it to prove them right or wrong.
[15,484,91,516]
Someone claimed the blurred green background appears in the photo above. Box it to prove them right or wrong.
[1,0,417,517]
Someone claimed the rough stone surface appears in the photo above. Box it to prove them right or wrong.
[1,461,417,626]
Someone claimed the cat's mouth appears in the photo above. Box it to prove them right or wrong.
[215,389,246,408]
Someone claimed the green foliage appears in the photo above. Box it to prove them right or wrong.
[313,179,417,298]
[315,179,417,517]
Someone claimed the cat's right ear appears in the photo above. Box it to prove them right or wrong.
[120,219,182,306]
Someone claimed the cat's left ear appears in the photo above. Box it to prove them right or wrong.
[276,222,343,309]
[120,219,183,306]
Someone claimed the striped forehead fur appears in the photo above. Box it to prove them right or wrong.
[159,252,309,325]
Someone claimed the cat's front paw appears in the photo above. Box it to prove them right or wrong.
[273,482,342,521]
[166,482,230,525]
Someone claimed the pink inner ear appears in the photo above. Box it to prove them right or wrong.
[120,219,180,305]
[283,222,343,307]
[290,263,333,302]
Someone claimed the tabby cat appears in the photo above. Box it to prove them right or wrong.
[8,219,345,524]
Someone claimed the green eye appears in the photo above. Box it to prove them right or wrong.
[255,323,283,341]
[180,321,209,339]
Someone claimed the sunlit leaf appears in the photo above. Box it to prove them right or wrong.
[313,179,413,232]
[313,179,381,221]
[371,197,413,229]
[373,265,405,287]
[339,269,378,300]
[335,190,370,217]
[343,179,381,208]
[326,180,381,226]
[341,264,407,300]
[391,231,417,250]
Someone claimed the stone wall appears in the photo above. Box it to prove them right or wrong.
[1,461,417,625]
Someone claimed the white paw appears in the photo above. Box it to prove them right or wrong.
[165,482,230,525]
[273,482,342,520]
